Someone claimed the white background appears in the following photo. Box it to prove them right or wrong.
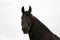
[0,0,60,40]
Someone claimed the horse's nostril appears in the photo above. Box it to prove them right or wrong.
[22,28,28,31]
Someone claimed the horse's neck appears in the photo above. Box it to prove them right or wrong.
[29,17,53,40]
[35,17,53,34]
[32,17,53,33]
[29,17,60,40]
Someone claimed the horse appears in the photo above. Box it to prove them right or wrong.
[21,6,60,40]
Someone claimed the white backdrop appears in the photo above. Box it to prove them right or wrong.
[0,0,60,40]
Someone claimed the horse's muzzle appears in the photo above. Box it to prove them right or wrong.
[22,28,29,34]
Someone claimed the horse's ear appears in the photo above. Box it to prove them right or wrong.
[29,6,32,12]
[21,6,25,13]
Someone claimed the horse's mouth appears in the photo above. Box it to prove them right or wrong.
[23,31,28,34]
[22,29,29,34]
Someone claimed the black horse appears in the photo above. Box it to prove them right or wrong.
[21,6,60,40]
